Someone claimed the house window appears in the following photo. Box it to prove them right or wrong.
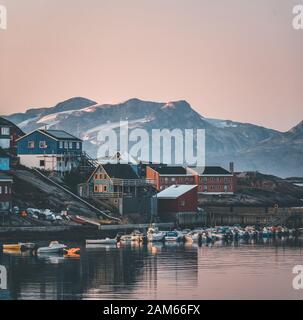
[39,141,47,149]
[103,186,107,192]
[1,127,10,135]
[39,160,45,167]
[0,186,2,194]
[4,186,8,194]
[0,202,9,210]
[69,142,73,149]
[64,142,69,149]
[94,185,98,192]
[95,174,99,180]
[28,141,35,148]
[59,141,63,148]
[76,142,80,149]
[180,200,186,207]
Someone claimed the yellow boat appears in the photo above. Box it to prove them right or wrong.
[3,244,22,251]
[2,243,35,252]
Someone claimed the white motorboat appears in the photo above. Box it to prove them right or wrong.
[120,231,144,243]
[164,231,183,242]
[131,230,144,242]
[86,238,117,245]
[147,226,166,242]
[184,231,202,243]
[37,241,67,254]
[119,234,132,242]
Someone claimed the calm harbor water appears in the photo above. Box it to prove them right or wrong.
[1,239,303,300]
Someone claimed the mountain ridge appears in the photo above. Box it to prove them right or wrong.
[2,97,302,177]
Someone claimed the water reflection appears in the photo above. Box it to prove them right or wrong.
[0,238,303,300]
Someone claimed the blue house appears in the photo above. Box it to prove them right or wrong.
[16,129,83,173]
[0,149,10,171]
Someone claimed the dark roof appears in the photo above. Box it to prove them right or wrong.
[103,163,140,179]
[195,166,232,175]
[153,166,187,175]
[0,117,24,136]
[40,130,82,141]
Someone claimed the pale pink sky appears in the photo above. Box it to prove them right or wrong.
[0,0,302,131]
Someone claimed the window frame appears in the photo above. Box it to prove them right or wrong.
[39,141,47,149]
[28,141,35,149]
[1,127,10,136]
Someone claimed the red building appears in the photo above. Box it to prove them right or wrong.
[156,185,198,221]
[189,166,236,194]
[147,164,236,195]
[146,166,196,191]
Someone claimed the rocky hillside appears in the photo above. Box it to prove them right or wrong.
[199,172,303,207]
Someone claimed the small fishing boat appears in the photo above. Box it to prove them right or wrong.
[86,238,117,245]
[184,231,202,243]
[120,231,144,243]
[37,241,67,254]
[119,234,132,242]
[165,231,183,242]
[3,244,22,251]
[131,230,144,242]
[147,226,166,242]
[3,243,36,252]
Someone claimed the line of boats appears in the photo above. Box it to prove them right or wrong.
[1,241,80,257]
[86,225,297,246]
[1,226,297,255]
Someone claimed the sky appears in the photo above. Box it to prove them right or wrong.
[0,0,302,131]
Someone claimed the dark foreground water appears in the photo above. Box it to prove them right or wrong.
[1,239,303,300]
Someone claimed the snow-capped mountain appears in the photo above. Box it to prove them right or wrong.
[3,97,302,177]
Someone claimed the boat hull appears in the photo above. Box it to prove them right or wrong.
[86,239,117,245]
[3,244,21,251]
[37,245,67,254]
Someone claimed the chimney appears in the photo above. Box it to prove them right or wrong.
[229,162,234,174]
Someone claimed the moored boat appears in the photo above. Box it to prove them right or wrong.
[184,231,202,243]
[147,226,166,242]
[3,244,22,251]
[120,231,144,243]
[165,231,183,242]
[3,243,36,252]
[86,238,117,245]
[37,241,67,254]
